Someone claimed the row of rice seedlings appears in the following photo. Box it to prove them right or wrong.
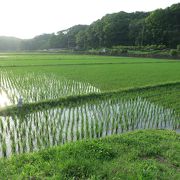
[0,69,101,105]
[0,96,179,158]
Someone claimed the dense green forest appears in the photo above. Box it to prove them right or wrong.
[0,3,180,51]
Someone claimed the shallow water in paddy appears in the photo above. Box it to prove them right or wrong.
[0,97,179,158]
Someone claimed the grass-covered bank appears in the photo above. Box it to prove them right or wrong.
[1,81,179,116]
[0,130,179,179]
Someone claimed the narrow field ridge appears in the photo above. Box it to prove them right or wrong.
[0,130,179,179]
[0,60,180,68]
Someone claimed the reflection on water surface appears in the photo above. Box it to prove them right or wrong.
[0,89,11,107]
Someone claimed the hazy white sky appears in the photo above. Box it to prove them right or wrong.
[0,0,179,39]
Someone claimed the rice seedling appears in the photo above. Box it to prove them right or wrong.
[0,69,101,106]
[0,96,179,158]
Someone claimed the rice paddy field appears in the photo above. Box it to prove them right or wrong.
[0,53,180,158]
[0,53,179,161]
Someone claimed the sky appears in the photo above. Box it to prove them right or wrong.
[0,0,179,39]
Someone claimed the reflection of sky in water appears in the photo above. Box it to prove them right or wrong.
[0,90,11,107]
[0,71,101,105]
[0,97,179,158]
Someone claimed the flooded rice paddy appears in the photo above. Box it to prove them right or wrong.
[0,69,179,158]
[0,69,100,105]
[0,97,179,157]
[0,89,11,107]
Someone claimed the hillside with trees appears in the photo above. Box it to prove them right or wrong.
[0,36,21,51]
[0,3,179,51]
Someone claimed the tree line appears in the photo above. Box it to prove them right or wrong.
[0,3,179,51]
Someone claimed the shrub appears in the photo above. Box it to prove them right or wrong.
[170,49,178,56]
[120,49,128,54]
[110,49,128,55]
[157,45,166,50]
[108,49,118,55]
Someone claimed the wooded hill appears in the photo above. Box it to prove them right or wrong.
[0,3,179,51]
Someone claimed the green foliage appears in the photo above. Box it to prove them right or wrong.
[113,49,128,55]
[170,49,178,56]
[137,160,161,179]
[0,3,179,51]
[0,130,179,179]
[0,36,21,51]
[112,45,167,52]
[60,159,93,179]
[21,34,53,50]
[144,3,180,48]
[51,3,180,49]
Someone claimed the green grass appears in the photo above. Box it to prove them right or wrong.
[0,130,179,179]
[1,55,179,91]
[0,53,179,178]
[0,54,176,66]
[7,62,179,91]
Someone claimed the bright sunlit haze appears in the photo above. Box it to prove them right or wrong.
[0,0,179,39]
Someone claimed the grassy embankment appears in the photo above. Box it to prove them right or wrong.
[0,130,179,179]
